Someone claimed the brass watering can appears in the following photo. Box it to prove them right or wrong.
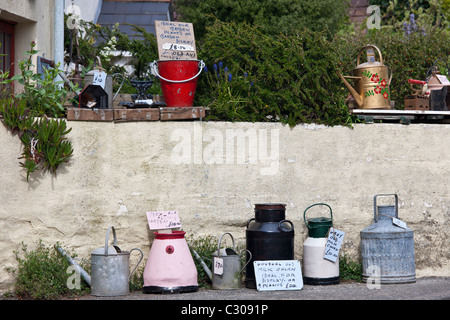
[339,45,393,109]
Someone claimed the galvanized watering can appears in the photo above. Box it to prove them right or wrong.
[339,45,392,109]
[90,226,144,296]
[212,233,251,290]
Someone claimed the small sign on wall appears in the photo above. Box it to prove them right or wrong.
[155,20,197,61]
[146,211,181,230]
[253,260,303,291]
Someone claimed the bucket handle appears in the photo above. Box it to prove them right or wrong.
[104,226,118,255]
[374,194,398,221]
[128,248,144,280]
[150,60,205,83]
[357,44,383,66]
[217,232,236,258]
[303,203,333,229]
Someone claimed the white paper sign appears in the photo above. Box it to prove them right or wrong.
[213,257,224,275]
[253,260,303,291]
[393,217,407,229]
[146,211,181,230]
[92,71,107,89]
[324,228,345,262]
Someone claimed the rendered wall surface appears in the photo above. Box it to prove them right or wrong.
[0,121,449,290]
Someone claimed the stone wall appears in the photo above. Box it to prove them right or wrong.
[1,121,449,291]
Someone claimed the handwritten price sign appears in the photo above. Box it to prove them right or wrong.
[254,260,303,291]
[155,20,197,60]
[323,227,345,262]
[146,211,181,230]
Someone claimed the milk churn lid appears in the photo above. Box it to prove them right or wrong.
[303,203,333,238]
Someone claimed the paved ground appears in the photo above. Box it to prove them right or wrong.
[75,276,449,300]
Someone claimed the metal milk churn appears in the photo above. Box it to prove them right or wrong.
[302,203,340,285]
[245,203,294,289]
[338,45,393,109]
[90,226,144,296]
[360,194,416,284]
[212,233,251,290]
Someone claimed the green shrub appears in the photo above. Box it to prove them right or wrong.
[196,21,351,127]
[339,254,362,282]
[7,241,89,299]
[186,234,218,288]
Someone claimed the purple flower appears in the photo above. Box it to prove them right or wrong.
[228,73,232,82]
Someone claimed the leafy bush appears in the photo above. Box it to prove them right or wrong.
[8,42,70,118]
[7,241,89,299]
[186,234,218,288]
[196,21,351,127]
[173,0,351,40]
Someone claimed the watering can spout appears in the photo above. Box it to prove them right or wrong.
[55,245,92,286]
[338,72,364,107]
[192,249,212,281]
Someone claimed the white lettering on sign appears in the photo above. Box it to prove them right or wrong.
[324,227,345,262]
[146,211,181,230]
[253,260,303,291]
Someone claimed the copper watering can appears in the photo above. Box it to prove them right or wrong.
[339,45,393,109]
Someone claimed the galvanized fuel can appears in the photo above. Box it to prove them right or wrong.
[245,203,294,289]
[360,194,416,284]
[302,203,339,285]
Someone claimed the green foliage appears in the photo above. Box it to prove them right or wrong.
[173,0,351,40]
[197,21,351,127]
[9,42,70,118]
[19,117,73,181]
[0,97,34,135]
[186,234,219,288]
[339,254,362,282]
[7,241,89,299]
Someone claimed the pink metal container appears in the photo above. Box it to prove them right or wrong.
[143,231,198,294]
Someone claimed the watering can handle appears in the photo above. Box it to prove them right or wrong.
[240,250,252,273]
[357,45,383,66]
[217,232,236,258]
[303,203,333,228]
[104,226,118,255]
[374,194,398,220]
[128,248,144,279]
[150,60,205,83]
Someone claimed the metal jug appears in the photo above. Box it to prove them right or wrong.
[245,203,294,289]
[143,231,199,294]
[83,58,124,109]
[90,226,144,296]
[302,203,339,285]
[212,233,251,290]
[339,45,392,109]
[360,194,416,284]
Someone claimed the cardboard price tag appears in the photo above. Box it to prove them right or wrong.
[146,211,181,230]
[213,257,224,275]
[324,228,345,263]
[393,217,407,229]
[92,71,107,89]
[155,20,197,61]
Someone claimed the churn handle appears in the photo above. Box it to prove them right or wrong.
[246,218,255,229]
[104,226,118,255]
[373,194,398,221]
[303,203,333,228]
[217,232,236,258]
[128,248,144,280]
[357,45,383,66]
[278,220,294,232]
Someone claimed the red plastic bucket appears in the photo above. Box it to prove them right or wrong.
[154,60,203,108]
